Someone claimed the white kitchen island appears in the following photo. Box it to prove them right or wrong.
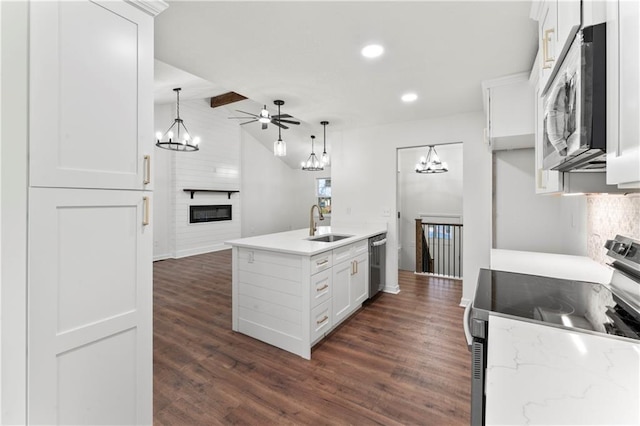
[226,225,387,359]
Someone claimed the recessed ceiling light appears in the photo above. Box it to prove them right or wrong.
[361,44,384,58]
[401,93,418,102]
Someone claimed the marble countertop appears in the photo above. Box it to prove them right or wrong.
[225,225,387,256]
[491,248,613,285]
[486,315,640,425]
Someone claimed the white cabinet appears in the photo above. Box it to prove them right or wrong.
[532,0,581,94]
[26,1,163,423]
[28,188,152,424]
[332,241,369,327]
[29,0,154,191]
[482,73,535,151]
[607,0,640,189]
[232,237,371,359]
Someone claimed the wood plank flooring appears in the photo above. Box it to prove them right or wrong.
[154,249,471,425]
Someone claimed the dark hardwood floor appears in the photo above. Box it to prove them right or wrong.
[153,249,471,425]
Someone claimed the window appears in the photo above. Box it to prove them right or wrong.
[427,224,452,240]
[316,178,331,215]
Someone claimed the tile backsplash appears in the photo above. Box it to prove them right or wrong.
[587,193,640,264]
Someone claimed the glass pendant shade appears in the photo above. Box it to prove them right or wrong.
[320,120,330,166]
[415,145,448,173]
[156,88,200,152]
[272,101,287,156]
[274,137,286,157]
[302,135,324,171]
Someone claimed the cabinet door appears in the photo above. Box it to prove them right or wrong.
[607,0,640,188]
[332,260,353,326]
[351,253,369,306]
[28,188,153,424]
[29,1,154,190]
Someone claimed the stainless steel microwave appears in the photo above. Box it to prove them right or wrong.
[542,23,606,172]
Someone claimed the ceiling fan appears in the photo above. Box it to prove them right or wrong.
[228,100,300,130]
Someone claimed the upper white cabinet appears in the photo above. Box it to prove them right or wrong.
[607,0,640,189]
[29,1,154,191]
[482,73,535,151]
[532,0,581,94]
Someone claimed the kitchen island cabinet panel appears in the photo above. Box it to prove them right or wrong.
[238,282,302,308]
[237,301,302,338]
[229,226,386,359]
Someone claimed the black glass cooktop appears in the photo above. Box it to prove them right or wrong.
[471,268,640,341]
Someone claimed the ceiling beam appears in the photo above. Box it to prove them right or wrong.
[210,91,247,108]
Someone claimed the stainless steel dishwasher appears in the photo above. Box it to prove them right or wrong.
[368,233,387,299]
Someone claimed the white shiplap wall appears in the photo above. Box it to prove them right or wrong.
[173,99,241,258]
[154,98,241,259]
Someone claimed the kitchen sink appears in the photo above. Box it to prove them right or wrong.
[307,234,353,243]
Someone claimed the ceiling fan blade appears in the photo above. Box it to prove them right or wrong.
[272,114,293,119]
[272,121,289,130]
[262,122,268,130]
[239,119,258,125]
[235,110,259,117]
[228,116,255,119]
[273,118,300,125]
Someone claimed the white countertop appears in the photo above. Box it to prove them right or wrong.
[486,315,640,426]
[491,248,613,285]
[225,225,387,256]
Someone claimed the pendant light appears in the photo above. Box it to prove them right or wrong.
[156,88,200,152]
[320,120,330,166]
[415,145,448,173]
[273,100,286,156]
[301,135,324,171]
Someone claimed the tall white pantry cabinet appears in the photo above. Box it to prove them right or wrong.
[26,0,165,423]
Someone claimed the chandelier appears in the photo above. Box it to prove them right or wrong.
[301,135,324,171]
[156,88,200,152]
[415,145,448,173]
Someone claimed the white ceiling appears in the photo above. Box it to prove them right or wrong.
[154,1,538,167]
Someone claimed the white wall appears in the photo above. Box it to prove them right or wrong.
[398,144,463,271]
[332,111,490,302]
[493,148,587,255]
[240,131,324,237]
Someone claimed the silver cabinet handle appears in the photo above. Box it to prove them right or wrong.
[143,155,151,185]
[316,259,329,266]
[316,315,329,325]
[317,284,329,292]
[143,196,150,226]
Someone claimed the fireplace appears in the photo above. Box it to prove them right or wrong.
[189,205,232,223]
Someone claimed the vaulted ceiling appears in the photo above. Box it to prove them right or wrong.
[154,1,538,167]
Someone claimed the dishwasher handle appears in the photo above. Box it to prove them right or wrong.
[371,238,387,247]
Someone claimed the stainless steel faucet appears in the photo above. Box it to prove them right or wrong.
[309,204,325,236]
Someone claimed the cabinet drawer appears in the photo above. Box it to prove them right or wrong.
[333,243,354,264]
[311,300,332,343]
[311,269,332,308]
[352,240,368,256]
[310,251,332,274]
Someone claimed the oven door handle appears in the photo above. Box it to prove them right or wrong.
[463,302,472,347]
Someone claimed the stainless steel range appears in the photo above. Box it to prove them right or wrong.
[464,235,640,426]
